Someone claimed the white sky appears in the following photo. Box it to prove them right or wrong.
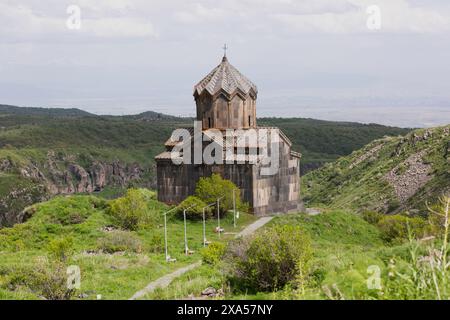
[1,0,450,127]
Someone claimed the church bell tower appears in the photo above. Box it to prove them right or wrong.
[193,52,258,131]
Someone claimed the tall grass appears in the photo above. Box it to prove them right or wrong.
[384,196,450,300]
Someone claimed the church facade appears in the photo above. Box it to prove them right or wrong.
[155,55,301,215]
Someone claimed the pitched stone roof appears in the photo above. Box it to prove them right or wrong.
[194,56,258,99]
[156,127,302,162]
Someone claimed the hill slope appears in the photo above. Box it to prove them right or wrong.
[259,118,410,171]
[0,104,93,117]
[303,125,450,213]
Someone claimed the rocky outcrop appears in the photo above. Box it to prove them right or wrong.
[385,151,433,204]
[393,128,436,157]
[0,151,148,226]
[349,142,385,169]
[31,153,146,196]
[303,124,449,213]
[0,158,13,172]
[0,184,48,227]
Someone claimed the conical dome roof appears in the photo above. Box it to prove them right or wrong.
[194,56,258,99]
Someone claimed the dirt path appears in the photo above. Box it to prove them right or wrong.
[129,216,273,300]
[129,261,202,300]
[235,216,273,238]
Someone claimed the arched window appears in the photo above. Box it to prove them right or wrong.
[248,116,251,126]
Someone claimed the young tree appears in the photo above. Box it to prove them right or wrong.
[195,174,246,215]
[176,196,211,220]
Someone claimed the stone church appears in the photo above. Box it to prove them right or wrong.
[155,54,301,215]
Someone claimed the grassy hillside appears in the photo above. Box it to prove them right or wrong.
[0,192,256,300]
[302,125,450,213]
[144,208,450,300]
[259,118,410,171]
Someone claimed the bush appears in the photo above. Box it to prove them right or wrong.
[4,259,76,300]
[149,233,164,253]
[361,211,383,225]
[135,188,157,201]
[107,188,151,230]
[32,261,76,300]
[201,242,226,265]
[224,225,313,292]
[195,174,246,215]
[176,196,211,220]
[97,231,142,253]
[377,215,429,243]
[34,195,103,225]
[47,237,74,262]
[387,199,401,213]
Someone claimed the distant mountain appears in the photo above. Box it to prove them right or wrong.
[124,111,181,121]
[302,125,450,213]
[0,104,94,117]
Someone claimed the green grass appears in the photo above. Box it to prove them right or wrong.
[302,125,450,213]
[0,193,256,300]
[148,210,411,300]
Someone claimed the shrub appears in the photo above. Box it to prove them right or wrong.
[387,199,401,213]
[135,188,157,201]
[149,233,164,253]
[224,225,312,292]
[201,242,226,265]
[195,174,246,215]
[361,211,383,225]
[383,197,450,300]
[107,188,150,230]
[97,231,142,253]
[5,259,76,300]
[176,196,211,220]
[31,261,76,300]
[377,214,429,243]
[47,237,74,262]
[35,195,102,225]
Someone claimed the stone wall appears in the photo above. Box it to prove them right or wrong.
[195,92,256,130]
[156,132,300,215]
[252,135,300,215]
[156,161,254,206]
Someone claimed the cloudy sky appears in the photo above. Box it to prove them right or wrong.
[1,0,449,127]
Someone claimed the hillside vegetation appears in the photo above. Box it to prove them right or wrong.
[0,190,256,299]
[259,118,409,171]
[145,197,450,300]
[302,125,450,213]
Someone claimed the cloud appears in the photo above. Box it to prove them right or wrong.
[76,0,135,13]
[1,0,450,127]
[82,18,157,38]
[271,0,450,34]
[174,3,227,24]
[0,1,158,42]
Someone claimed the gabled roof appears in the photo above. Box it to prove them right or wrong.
[194,56,258,99]
[156,127,302,162]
